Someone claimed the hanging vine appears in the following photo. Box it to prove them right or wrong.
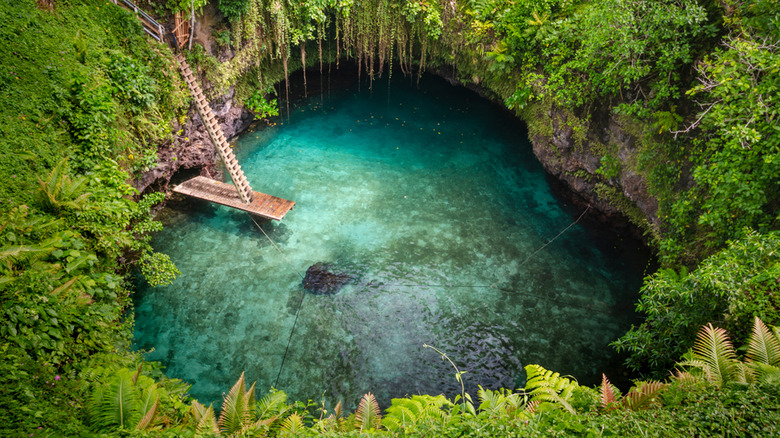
[207,0,464,102]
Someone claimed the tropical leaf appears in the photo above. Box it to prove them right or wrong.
[88,369,140,431]
[322,400,349,432]
[355,392,381,432]
[190,401,219,436]
[135,397,158,430]
[599,374,619,410]
[525,364,578,414]
[751,362,780,385]
[280,413,304,436]
[477,387,525,417]
[669,369,698,385]
[383,395,452,432]
[218,372,252,434]
[622,381,667,411]
[257,388,289,420]
[746,316,780,367]
[688,323,738,386]
[36,158,92,213]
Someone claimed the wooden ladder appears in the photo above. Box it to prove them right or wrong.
[175,55,254,204]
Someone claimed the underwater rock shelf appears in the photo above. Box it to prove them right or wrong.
[172,176,295,220]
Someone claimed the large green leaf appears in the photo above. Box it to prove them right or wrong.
[355,392,381,432]
[88,369,140,431]
[747,316,780,367]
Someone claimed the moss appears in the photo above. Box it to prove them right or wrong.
[595,182,660,245]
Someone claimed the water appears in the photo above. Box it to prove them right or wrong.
[133,72,651,409]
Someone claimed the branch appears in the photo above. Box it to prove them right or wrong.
[670,99,721,138]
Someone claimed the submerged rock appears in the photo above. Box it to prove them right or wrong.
[303,262,350,295]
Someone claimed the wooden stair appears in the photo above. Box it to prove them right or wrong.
[175,55,254,204]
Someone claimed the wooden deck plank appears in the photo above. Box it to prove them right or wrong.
[172,176,295,221]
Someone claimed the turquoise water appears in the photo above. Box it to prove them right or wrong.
[133,73,650,409]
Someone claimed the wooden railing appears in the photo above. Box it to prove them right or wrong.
[172,11,191,49]
[110,0,165,42]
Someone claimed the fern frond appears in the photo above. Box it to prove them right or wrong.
[257,388,288,420]
[355,392,381,432]
[88,369,140,431]
[135,397,158,430]
[135,384,159,429]
[752,363,780,385]
[622,381,667,411]
[691,323,738,386]
[669,368,699,385]
[599,374,618,410]
[478,387,524,417]
[383,402,417,431]
[525,364,579,414]
[219,372,251,434]
[747,316,780,367]
[280,413,304,436]
[193,403,219,436]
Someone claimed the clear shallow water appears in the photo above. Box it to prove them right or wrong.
[133,73,650,409]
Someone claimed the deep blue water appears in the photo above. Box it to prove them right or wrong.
[133,73,650,409]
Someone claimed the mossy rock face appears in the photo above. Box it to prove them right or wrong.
[302,262,351,295]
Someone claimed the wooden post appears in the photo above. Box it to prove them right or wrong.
[188,0,194,50]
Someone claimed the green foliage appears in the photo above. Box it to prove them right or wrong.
[355,392,382,432]
[679,323,743,387]
[524,364,579,414]
[245,88,280,119]
[214,28,232,49]
[382,394,456,433]
[677,317,780,387]
[35,159,91,214]
[614,230,780,374]
[165,0,209,14]
[106,52,157,115]
[746,316,780,370]
[139,251,180,287]
[595,154,620,179]
[218,0,252,23]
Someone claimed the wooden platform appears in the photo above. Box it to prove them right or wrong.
[172,176,295,221]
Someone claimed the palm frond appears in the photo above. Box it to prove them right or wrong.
[36,158,92,213]
[747,316,780,367]
[355,392,381,432]
[670,369,698,385]
[0,244,54,267]
[324,400,347,432]
[197,405,220,436]
[752,362,780,385]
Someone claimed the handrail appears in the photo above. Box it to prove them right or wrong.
[110,0,165,42]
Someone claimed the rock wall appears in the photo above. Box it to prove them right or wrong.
[134,85,254,194]
[137,48,658,239]
[528,103,660,233]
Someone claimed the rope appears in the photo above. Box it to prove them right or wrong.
[248,215,306,388]
[248,205,593,385]
[516,205,591,269]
